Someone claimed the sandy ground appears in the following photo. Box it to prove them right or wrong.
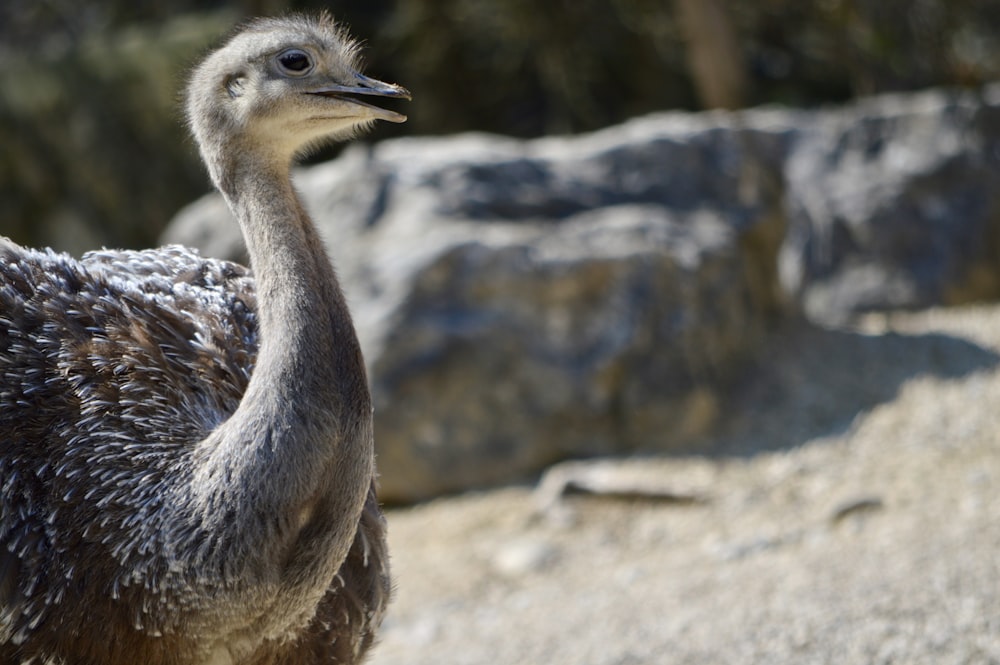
[368,305,1000,665]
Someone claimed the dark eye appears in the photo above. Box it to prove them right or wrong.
[277,49,313,75]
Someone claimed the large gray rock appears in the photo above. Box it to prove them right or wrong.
[780,85,1000,321]
[165,84,1000,500]
[166,114,792,501]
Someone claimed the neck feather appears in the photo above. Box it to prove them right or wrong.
[192,147,374,591]
[219,151,370,427]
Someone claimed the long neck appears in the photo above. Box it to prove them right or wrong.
[193,148,373,585]
[226,156,368,421]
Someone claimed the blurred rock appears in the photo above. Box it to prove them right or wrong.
[164,84,1000,500]
[780,85,1000,322]
[166,114,792,501]
[491,538,558,577]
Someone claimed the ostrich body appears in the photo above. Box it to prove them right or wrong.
[0,15,409,665]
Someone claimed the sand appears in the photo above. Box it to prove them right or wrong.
[369,304,1000,665]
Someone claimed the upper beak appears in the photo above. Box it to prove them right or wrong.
[309,73,412,123]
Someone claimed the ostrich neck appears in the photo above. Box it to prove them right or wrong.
[228,158,360,398]
[222,154,369,429]
[193,149,373,581]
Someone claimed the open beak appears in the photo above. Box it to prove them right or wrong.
[309,73,411,123]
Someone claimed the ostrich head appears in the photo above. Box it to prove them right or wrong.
[186,14,410,182]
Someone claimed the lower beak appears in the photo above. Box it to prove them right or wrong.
[309,73,411,123]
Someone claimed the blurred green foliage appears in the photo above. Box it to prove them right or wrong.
[1,0,998,252]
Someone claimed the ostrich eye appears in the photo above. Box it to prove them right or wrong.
[277,49,313,75]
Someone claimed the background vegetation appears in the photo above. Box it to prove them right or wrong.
[1,0,999,252]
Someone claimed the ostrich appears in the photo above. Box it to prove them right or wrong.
[0,14,409,665]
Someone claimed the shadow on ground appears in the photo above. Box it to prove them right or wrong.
[701,316,1000,457]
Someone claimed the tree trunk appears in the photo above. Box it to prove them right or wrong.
[674,0,750,109]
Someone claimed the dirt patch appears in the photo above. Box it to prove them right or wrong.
[370,305,1000,664]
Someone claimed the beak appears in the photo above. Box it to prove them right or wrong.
[309,73,412,123]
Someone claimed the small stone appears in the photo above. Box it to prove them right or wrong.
[492,539,558,577]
